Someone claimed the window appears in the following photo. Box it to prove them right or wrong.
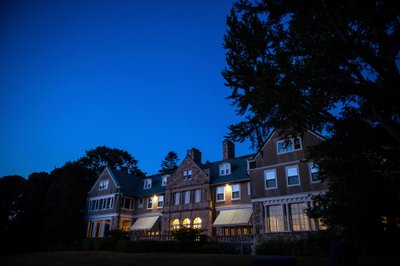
[174,192,180,205]
[144,178,152,189]
[277,137,302,154]
[99,180,109,190]
[184,191,191,204]
[182,218,191,228]
[147,197,153,209]
[195,189,201,203]
[268,205,284,232]
[183,170,193,180]
[309,163,320,182]
[232,184,240,200]
[290,203,309,231]
[138,198,144,208]
[247,182,251,195]
[171,219,180,230]
[219,163,231,176]
[264,169,277,189]
[123,198,133,209]
[157,195,164,208]
[286,165,300,186]
[193,217,202,229]
[216,186,225,201]
[122,220,131,232]
[162,175,168,186]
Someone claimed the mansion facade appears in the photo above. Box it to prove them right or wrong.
[84,130,326,243]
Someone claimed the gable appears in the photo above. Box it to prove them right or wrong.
[88,167,119,196]
[168,155,209,189]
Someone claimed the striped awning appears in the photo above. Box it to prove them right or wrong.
[213,208,253,227]
[130,216,159,231]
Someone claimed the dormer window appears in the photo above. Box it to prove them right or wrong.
[162,175,168,186]
[219,163,231,176]
[277,137,302,154]
[144,178,152,189]
[183,170,192,180]
[99,180,109,190]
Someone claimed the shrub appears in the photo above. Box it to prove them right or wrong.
[198,244,224,254]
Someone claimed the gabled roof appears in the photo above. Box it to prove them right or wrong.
[206,154,255,186]
[251,129,326,161]
[134,173,166,197]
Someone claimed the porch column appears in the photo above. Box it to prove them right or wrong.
[92,222,98,237]
[285,204,292,232]
[100,220,106,237]
[264,204,269,233]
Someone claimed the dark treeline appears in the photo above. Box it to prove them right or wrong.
[0,146,146,254]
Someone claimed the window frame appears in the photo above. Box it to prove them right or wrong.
[157,195,164,208]
[264,169,278,189]
[194,189,201,203]
[161,175,168,186]
[286,165,300,186]
[99,180,109,190]
[183,190,191,204]
[219,163,231,176]
[138,198,144,208]
[216,186,225,202]
[174,192,180,205]
[147,197,153,209]
[143,178,152,189]
[309,163,320,183]
[231,184,241,200]
[276,137,302,155]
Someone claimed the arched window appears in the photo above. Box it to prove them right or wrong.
[182,218,191,228]
[193,217,202,229]
[171,219,180,231]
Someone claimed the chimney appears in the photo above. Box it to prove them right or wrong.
[188,148,202,164]
[223,140,235,160]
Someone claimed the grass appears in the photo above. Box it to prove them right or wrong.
[1,251,329,266]
[2,251,398,266]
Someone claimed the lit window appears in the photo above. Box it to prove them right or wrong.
[268,205,284,232]
[216,186,225,201]
[286,165,300,186]
[193,217,202,229]
[219,163,231,176]
[232,184,240,200]
[264,169,277,189]
[309,163,320,182]
[99,180,109,190]
[157,195,164,208]
[174,192,180,205]
[277,137,302,154]
[147,197,153,209]
[182,218,191,228]
[122,220,131,232]
[171,219,180,230]
[184,191,191,204]
[195,189,201,203]
[290,203,309,231]
[144,178,152,189]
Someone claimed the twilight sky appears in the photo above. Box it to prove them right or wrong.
[0,0,253,178]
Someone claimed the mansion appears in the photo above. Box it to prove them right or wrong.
[84,130,327,243]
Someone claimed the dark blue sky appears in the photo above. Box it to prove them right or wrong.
[0,0,253,177]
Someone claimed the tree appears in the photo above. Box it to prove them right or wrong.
[42,163,94,248]
[159,151,179,174]
[223,0,400,253]
[76,145,144,177]
[223,0,399,146]
[0,175,29,253]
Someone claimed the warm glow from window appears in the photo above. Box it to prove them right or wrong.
[193,217,202,229]
[182,218,191,228]
[225,184,231,193]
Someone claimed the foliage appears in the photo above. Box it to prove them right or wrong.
[76,145,145,176]
[223,0,400,146]
[159,151,179,174]
[255,233,331,257]
[198,244,224,254]
[171,227,203,243]
[307,117,400,254]
[224,0,400,253]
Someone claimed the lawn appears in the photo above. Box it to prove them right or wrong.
[1,251,328,266]
[2,251,398,266]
